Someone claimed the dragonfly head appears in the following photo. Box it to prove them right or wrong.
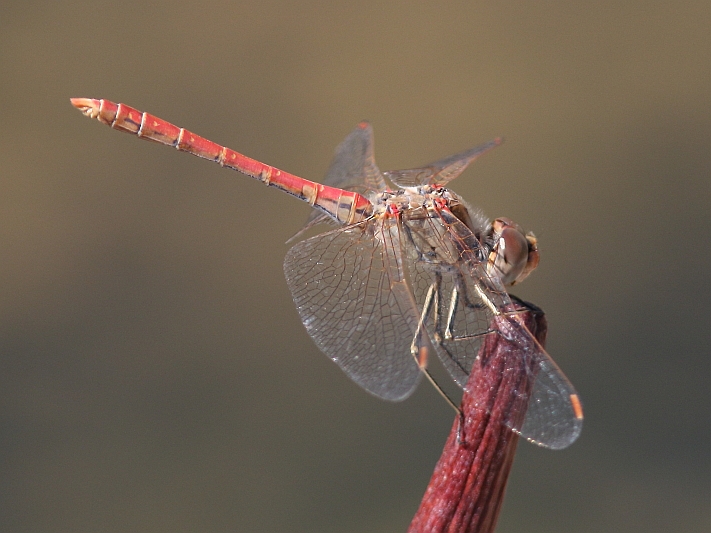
[487,218,540,286]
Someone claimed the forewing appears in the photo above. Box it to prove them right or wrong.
[385,138,501,187]
[321,121,386,195]
[288,122,387,243]
[383,168,435,188]
[401,207,582,448]
[284,220,422,401]
[514,333,584,449]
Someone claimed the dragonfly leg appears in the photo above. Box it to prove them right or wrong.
[410,283,462,418]
[443,286,458,340]
[410,283,436,361]
[474,284,500,315]
[440,282,496,343]
[421,362,462,418]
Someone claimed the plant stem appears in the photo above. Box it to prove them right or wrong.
[408,297,546,533]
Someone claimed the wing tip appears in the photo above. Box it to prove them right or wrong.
[570,393,584,420]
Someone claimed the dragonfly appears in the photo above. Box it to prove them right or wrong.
[71,98,583,450]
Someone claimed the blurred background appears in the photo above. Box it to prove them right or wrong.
[1,1,709,532]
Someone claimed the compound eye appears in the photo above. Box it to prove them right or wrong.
[487,218,538,286]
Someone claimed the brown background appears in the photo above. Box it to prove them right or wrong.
[1,1,709,532]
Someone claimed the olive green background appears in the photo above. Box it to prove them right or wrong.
[1,2,709,532]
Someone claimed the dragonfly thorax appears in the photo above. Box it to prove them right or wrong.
[373,186,539,287]
[372,186,427,215]
[374,185,465,218]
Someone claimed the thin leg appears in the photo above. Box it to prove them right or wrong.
[443,286,458,340]
[410,283,436,358]
[409,284,463,420]
[442,284,494,343]
[474,284,500,315]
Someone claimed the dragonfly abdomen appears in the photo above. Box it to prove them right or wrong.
[70,98,373,225]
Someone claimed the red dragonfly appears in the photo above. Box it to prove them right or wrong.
[71,98,583,449]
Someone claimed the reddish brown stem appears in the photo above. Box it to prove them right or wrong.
[408,297,546,533]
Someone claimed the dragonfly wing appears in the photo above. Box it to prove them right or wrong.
[284,219,422,401]
[285,211,336,245]
[288,122,387,243]
[384,168,436,188]
[400,207,582,448]
[321,121,387,194]
[385,138,501,187]
[514,333,584,449]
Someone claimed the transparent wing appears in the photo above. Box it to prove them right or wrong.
[288,122,387,243]
[320,121,387,195]
[284,219,422,401]
[400,207,582,448]
[517,339,584,449]
[384,138,501,187]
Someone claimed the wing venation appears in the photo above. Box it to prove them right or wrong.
[284,220,421,401]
